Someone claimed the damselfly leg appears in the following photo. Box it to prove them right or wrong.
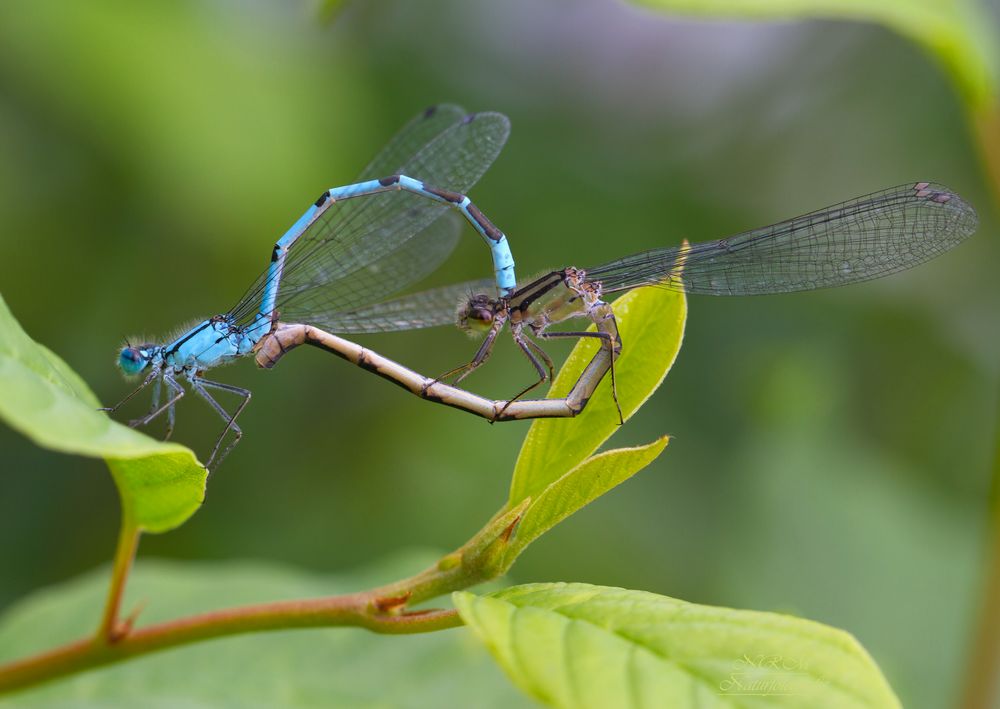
[189,377,252,470]
[99,368,161,414]
[493,297,623,422]
[165,387,177,440]
[538,329,623,424]
[431,310,508,386]
[128,372,184,429]
[493,326,554,414]
[144,377,175,440]
[539,297,623,423]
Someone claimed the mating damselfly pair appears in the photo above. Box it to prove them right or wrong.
[104,104,979,470]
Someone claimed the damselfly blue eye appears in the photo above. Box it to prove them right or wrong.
[117,347,147,376]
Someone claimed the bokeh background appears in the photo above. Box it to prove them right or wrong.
[0,1,997,706]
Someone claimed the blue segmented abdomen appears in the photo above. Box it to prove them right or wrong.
[259,174,518,320]
[257,202,321,321]
[392,175,517,296]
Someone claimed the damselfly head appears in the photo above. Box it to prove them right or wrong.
[116,344,155,377]
[456,294,495,334]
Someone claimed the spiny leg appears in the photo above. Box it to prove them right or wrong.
[453,331,498,385]
[540,328,624,424]
[128,373,185,428]
[165,397,177,441]
[99,368,160,413]
[592,301,624,424]
[149,378,161,414]
[522,335,555,383]
[190,377,252,471]
[433,312,506,386]
[498,329,553,415]
[147,378,177,441]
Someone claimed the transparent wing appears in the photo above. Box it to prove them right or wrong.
[318,278,494,333]
[228,105,510,324]
[587,182,978,296]
[279,111,508,310]
[281,213,462,328]
[360,104,467,178]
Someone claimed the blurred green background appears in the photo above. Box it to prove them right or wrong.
[0,1,997,706]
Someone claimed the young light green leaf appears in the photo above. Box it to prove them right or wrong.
[455,583,900,709]
[503,437,669,565]
[106,456,207,534]
[0,555,529,708]
[629,0,998,111]
[511,287,685,505]
[0,293,204,533]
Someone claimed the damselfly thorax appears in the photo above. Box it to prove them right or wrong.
[451,266,625,419]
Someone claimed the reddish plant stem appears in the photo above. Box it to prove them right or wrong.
[0,499,522,696]
[0,596,460,694]
[97,522,141,642]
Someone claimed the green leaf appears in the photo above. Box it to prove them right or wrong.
[510,287,685,504]
[504,437,669,565]
[0,554,530,708]
[455,583,901,709]
[630,0,999,111]
[0,293,204,533]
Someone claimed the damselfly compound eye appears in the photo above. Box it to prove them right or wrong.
[456,294,495,333]
[117,346,149,376]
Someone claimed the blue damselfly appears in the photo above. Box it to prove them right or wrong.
[105,105,517,468]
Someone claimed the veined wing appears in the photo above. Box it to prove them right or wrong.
[319,277,494,334]
[587,182,978,296]
[228,105,509,325]
[289,213,464,332]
